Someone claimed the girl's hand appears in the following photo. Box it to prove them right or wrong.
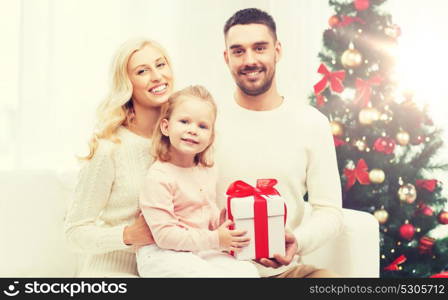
[219,208,227,226]
[217,220,250,252]
[123,213,155,246]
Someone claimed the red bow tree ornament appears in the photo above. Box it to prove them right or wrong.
[343,159,371,190]
[333,136,346,147]
[313,64,346,107]
[384,254,407,271]
[430,271,448,278]
[416,179,438,192]
[354,75,383,107]
[338,16,366,27]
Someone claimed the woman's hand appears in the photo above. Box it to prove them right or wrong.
[217,220,250,252]
[123,213,154,246]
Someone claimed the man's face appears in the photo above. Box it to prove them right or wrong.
[224,23,281,96]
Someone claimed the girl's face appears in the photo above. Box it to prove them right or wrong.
[161,97,215,167]
[127,44,173,110]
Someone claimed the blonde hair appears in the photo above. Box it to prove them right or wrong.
[83,38,172,160]
[152,85,217,167]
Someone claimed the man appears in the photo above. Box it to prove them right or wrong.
[215,8,343,278]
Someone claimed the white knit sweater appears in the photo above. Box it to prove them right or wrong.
[64,127,152,277]
[215,97,344,277]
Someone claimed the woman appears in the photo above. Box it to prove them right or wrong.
[64,38,174,277]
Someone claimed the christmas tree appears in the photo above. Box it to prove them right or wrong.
[310,0,448,278]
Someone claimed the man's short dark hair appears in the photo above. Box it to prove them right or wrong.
[223,8,277,40]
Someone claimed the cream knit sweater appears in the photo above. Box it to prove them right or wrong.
[64,127,152,277]
[215,97,344,277]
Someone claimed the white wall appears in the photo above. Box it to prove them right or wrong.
[0,0,447,172]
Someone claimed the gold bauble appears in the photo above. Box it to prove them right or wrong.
[359,107,380,125]
[369,168,385,184]
[398,184,417,204]
[341,48,363,68]
[396,131,410,146]
[330,121,344,136]
[374,209,389,224]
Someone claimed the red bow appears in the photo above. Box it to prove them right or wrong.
[354,76,382,107]
[226,179,280,198]
[344,159,371,190]
[338,16,366,27]
[384,254,407,271]
[314,64,345,107]
[416,179,438,192]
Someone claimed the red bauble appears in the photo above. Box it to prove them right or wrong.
[438,211,448,224]
[422,207,434,216]
[329,15,340,27]
[354,0,370,11]
[416,202,433,216]
[399,223,415,240]
[373,137,396,154]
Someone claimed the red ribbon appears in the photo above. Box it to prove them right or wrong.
[354,76,382,107]
[416,179,438,192]
[334,136,346,147]
[313,64,345,107]
[338,16,366,27]
[384,254,407,271]
[343,159,371,190]
[226,179,286,259]
[316,94,326,107]
[430,271,448,278]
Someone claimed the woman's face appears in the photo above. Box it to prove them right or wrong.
[127,44,173,109]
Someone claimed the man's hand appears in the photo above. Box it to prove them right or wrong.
[257,229,298,268]
[123,213,155,246]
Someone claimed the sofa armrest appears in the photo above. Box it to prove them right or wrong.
[0,170,79,277]
[301,206,380,277]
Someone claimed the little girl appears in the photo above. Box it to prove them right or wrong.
[136,85,259,277]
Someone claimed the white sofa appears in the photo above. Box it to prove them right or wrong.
[0,169,380,277]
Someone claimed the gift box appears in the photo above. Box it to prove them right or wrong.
[226,179,287,260]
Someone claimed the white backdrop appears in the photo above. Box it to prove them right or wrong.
[1,0,448,171]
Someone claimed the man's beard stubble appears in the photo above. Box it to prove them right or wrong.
[236,67,275,96]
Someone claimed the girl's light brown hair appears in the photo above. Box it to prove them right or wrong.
[151,85,217,167]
